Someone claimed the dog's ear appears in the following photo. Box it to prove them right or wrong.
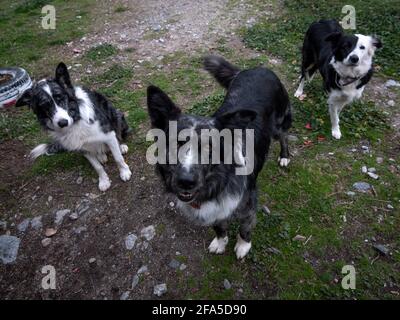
[371,36,382,49]
[55,62,72,89]
[147,85,181,130]
[216,109,257,128]
[325,32,342,46]
[16,88,33,107]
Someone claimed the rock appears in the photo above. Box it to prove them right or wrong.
[288,135,299,142]
[266,247,281,254]
[76,176,83,184]
[361,166,368,174]
[47,195,53,202]
[152,24,162,32]
[89,257,96,264]
[223,279,232,290]
[168,259,181,269]
[17,218,31,232]
[76,200,90,215]
[140,225,156,241]
[179,263,187,271]
[387,204,394,210]
[73,226,87,234]
[346,191,356,197]
[45,228,57,237]
[169,201,175,208]
[55,209,71,225]
[125,233,137,250]
[353,182,371,192]
[69,212,78,220]
[292,235,307,242]
[376,157,384,164]
[367,172,379,180]
[30,216,42,230]
[262,205,271,215]
[154,283,167,297]
[120,291,130,300]
[0,221,7,231]
[137,265,148,274]
[368,167,377,173]
[387,100,395,107]
[131,275,139,289]
[41,238,52,247]
[0,235,21,264]
[385,79,400,88]
[373,244,390,256]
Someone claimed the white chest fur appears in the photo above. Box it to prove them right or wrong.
[176,192,243,226]
[328,82,365,105]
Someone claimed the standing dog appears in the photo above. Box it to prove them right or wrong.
[147,55,291,259]
[294,19,382,139]
[16,63,132,191]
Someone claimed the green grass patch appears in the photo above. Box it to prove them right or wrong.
[84,43,118,61]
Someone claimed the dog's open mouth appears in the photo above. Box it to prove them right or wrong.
[177,191,197,202]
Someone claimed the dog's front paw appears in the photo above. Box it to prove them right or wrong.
[234,235,251,259]
[120,167,132,182]
[332,128,342,140]
[278,157,290,167]
[208,236,228,254]
[294,89,303,98]
[97,153,108,164]
[120,144,129,155]
[98,176,111,191]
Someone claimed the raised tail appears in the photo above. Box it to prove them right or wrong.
[203,55,240,89]
[30,142,66,160]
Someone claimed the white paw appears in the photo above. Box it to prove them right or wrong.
[120,144,128,155]
[332,128,342,140]
[234,235,251,259]
[294,89,303,98]
[278,157,290,167]
[120,167,132,182]
[98,176,111,191]
[97,153,108,164]
[208,236,228,254]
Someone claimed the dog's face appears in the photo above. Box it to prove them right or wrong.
[147,86,255,204]
[16,63,79,131]
[326,32,382,67]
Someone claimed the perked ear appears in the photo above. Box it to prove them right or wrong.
[15,88,33,107]
[55,62,72,89]
[372,36,382,49]
[325,32,342,46]
[147,85,181,130]
[217,109,257,128]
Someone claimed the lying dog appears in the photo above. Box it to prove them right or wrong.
[294,19,382,139]
[146,55,292,259]
[16,63,132,191]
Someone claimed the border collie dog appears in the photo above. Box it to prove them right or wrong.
[16,63,132,191]
[147,55,291,259]
[294,19,382,139]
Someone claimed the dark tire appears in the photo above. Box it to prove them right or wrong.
[0,67,32,108]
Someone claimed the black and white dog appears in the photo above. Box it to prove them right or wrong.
[16,63,132,191]
[147,55,291,259]
[294,19,382,139]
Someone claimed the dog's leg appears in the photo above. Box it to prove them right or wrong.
[277,131,290,167]
[294,76,305,98]
[235,194,256,259]
[208,221,229,254]
[106,133,132,181]
[329,101,345,140]
[84,153,111,191]
[96,153,108,164]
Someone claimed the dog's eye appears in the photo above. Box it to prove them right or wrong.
[360,45,365,50]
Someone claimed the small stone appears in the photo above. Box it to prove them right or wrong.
[361,166,368,173]
[168,259,181,269]
[17,218,31,232]
[76,176,83,184]
[346,191,356,197]
[131,275,139,289]
[140,176,145,181]
[179,263,187,271]
[120,291,130,300]
[137,265,148,274]
[125,233,137,250]
[387,100,395,107]
[169,201,175,207]
[55,209,71,225]
[353,182,371,192]
[292,235,307,242]
[140,225,156,241]
[0,221,7,231]
[73,226,87,234]
[262,205,271,215]
[45,228,57,237]
[288,135,299,142]
[223,279,232,290]
[89,257,96,264]
[41,238,52,247]
[385,79,400,88]
[76,200,90,215]
[153,283,167,297]
[0,235,21,264]
[30,216,42,230]
[373,244,390,256]
[361,145,369,150]
[389,158,395,162]
[376,157,384,164]
[367,172,379,180]
[368,167,377,173]
[69,212,78,220]
[47,195,53,202]
[387,204,394,210]
[266,247,281,254]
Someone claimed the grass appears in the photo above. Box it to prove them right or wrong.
[84,44,118,61]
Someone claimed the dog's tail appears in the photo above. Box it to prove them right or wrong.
[203,55,240,89]
[30,142,66,160]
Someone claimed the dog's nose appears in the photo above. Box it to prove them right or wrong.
[57,119,69,128]
[177,172,197,190]
[349,55,359,64]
